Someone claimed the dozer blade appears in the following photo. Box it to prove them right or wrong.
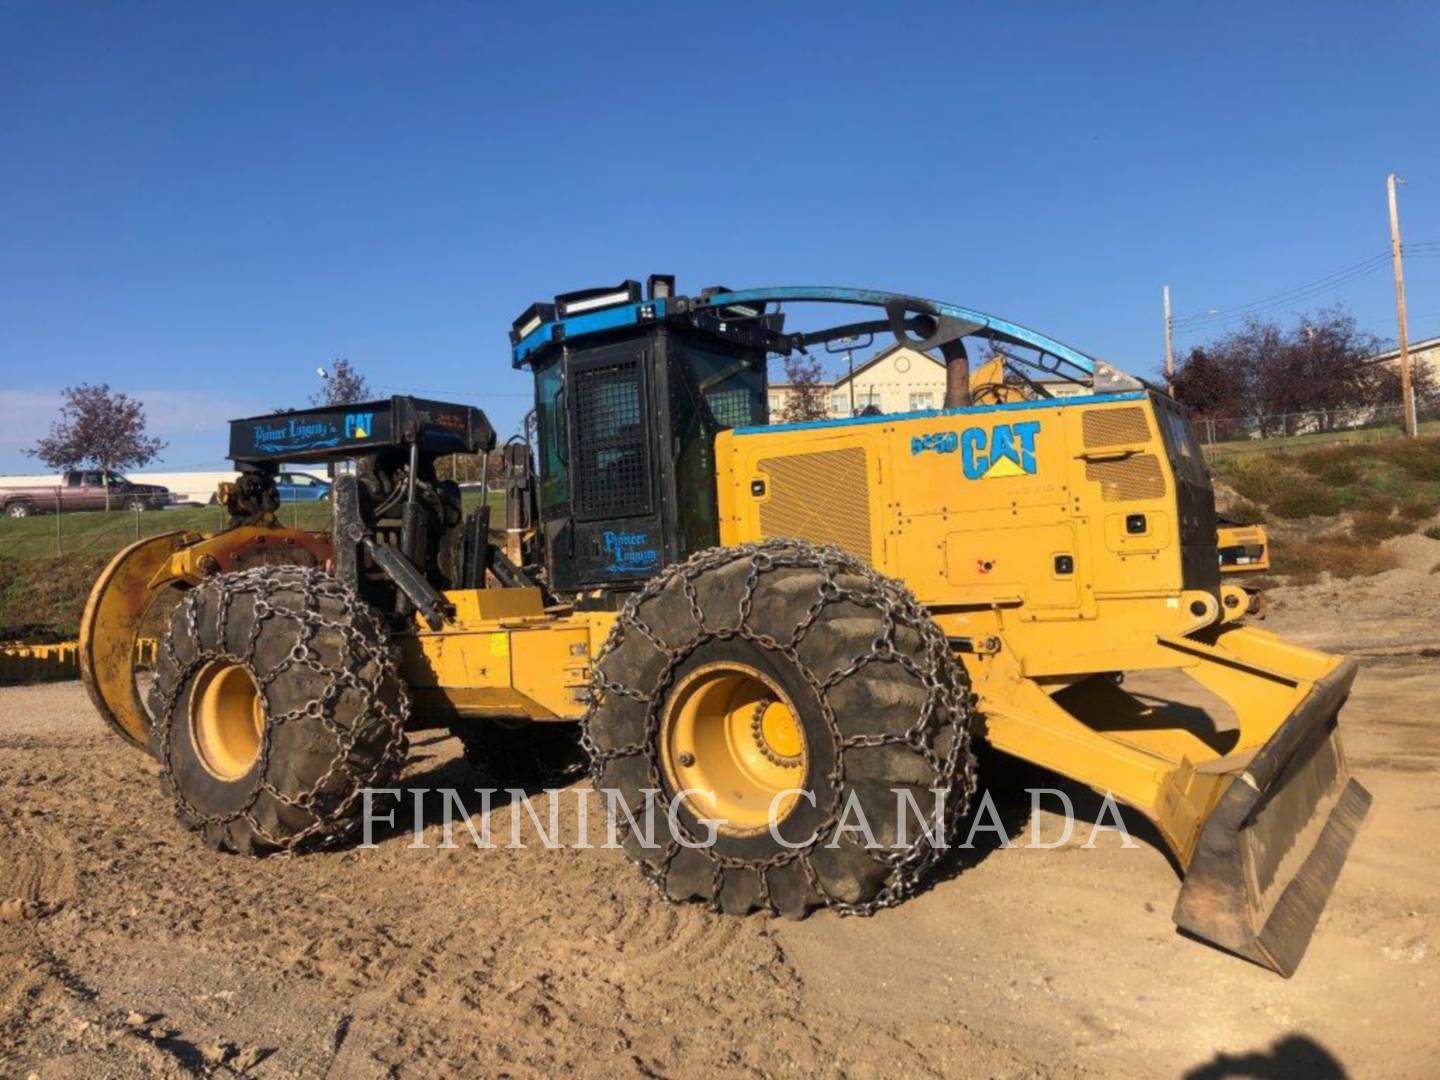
[79,530,195,751]
[1172,656,1371,976]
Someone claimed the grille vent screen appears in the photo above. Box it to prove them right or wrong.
[1086,454,1166,501]
[757,448,872,563]
[1083,407,1150,448]
[574,360,651,519]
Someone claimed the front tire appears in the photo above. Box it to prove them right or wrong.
[585,539,977,918]
[150,565,409,853]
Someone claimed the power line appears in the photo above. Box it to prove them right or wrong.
[1171,252,1390,328]
[1171,242,1440,335]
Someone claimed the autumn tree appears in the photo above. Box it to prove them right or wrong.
[1171,345,1255,425]
[778,354,830,422]
[1173,307,1419,437]
[311,359,372,407]
[27,384,166,509]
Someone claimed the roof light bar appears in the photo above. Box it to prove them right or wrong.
[509,301,556,346]
[554,280,642,318]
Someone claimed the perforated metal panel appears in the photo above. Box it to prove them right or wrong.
[1086,454,1166,501]
[573,360,651,519]
[1083,407,1150,448]
[757,448,872,563]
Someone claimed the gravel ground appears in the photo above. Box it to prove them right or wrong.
[0,581,1436,1078]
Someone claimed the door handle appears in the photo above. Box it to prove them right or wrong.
[1077,447,1142,463]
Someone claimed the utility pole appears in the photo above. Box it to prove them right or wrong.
[847,344,856,417]
[1162,285,1175,394]
[1387,173,1418,437]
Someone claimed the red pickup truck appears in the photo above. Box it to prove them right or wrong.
[1,470,172,518]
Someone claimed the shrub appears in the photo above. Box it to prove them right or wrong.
[1355,492,1397,515]
[1426,525,1440,541]
[1269,534,1398,584]
[1376,436,1440,481]
[1350,509,1411,544]
[1221,459,1301,505]
[1266,481,1345,519]
[1295,445,1364,486]
[1398,497,1435,522]
[1223,500,1267,525]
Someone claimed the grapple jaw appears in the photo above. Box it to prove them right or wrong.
[1173,657,1370,976]
[79,526,332,752]
[79,531,197,750]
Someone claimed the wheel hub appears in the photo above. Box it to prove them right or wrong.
[751,699,804,767]
[659,662,808,836]
[190,661,264,781]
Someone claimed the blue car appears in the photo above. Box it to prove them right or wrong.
[275,471,331,502]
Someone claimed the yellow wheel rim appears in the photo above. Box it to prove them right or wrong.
[190,661,264,780]
[659,662,809,837]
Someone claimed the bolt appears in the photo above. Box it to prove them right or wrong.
[678,751,696,768]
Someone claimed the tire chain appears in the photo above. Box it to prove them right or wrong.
[155,565,410,852]
[581,538,979,917]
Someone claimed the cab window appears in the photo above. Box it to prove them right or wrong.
[685,345,766,430]
[534,358,569,513]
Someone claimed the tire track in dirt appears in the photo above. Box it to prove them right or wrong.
[0,785,76,919]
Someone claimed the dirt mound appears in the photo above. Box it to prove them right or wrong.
[1381,531,1440,573]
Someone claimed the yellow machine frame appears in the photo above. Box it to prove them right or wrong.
[80,389,1364,975]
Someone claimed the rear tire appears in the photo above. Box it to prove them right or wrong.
[125,498,147,513]
[5,500,33,518]
[150,565,409,854]
[585,539,977,918]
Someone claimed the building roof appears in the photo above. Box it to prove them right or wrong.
[1364,335,1440,366]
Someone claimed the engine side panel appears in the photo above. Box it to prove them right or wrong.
[716,392,1222,676]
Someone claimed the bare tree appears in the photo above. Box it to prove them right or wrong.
[311,359,372,407]
[27,384,166,509]
[778,354,830,422]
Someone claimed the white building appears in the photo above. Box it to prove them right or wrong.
[767,344,1089,422]
[1364,335,1440,386]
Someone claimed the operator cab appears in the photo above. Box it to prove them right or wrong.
[513,277,773,595]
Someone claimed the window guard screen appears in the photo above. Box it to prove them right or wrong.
[573,359,651,519]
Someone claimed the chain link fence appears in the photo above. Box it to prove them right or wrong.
[0,499,333,561]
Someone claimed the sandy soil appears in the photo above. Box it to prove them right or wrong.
[0,576,1437,1078]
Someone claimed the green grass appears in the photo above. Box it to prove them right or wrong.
[0,502,329,560]
[0,491,502,563]
[0,491,504,640]
[1203,417,1440,458]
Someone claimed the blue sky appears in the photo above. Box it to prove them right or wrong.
[3,2,1439,472]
